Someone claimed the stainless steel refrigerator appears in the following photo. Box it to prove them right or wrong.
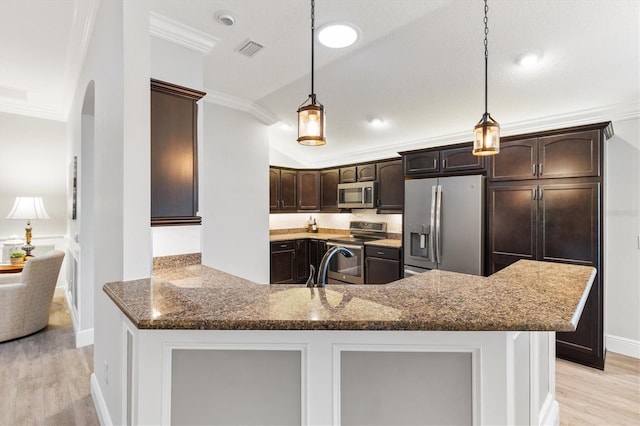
[404,175,484,277]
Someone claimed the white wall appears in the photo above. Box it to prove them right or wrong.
[150,36,205,257]
[605,116,640,358]
[67,0,151,422]
[201,103,270,284]
[0,112,68,239]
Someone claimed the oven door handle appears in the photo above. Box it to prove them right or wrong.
[326,242,362,251]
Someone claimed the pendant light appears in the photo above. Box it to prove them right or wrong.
[473,0,500,156]
[297,0,326,146]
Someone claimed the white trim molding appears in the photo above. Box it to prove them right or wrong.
[91,373,113,426]
[606,334,640,359]
[203,89,280,125]
[150,12,219,55]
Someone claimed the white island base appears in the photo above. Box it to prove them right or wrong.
[95,319,559,426]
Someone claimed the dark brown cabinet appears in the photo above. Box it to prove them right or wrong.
[270,239,310,284]
[489,130,601,181]
[297,170,320,211]
[376,160,404,212]
[270,167,297,212]
[150,79,205,226]
[403,144,485,177]
[365,246,401,284]
[309,239,328,273]
[320,169,340,211]
[487,122,611,370]
[340,164,376,183]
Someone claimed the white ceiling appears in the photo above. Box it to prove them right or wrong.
[1,0,639,167]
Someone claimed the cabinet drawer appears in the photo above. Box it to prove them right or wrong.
[270,241,296,252]
[365,245,401,260]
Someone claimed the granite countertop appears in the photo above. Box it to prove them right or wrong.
[270,232,402,248]
[104,260,595,333]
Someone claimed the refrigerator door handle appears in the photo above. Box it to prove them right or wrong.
[429,185,437,262]
[435,184,443,264]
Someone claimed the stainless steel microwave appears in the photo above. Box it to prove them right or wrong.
[337,181,377,209]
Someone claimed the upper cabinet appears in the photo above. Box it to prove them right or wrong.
[270,167,297,212]
[403,144,485,177]
[297,170,320,211]
[320,169,340,212]
[340,163,376,183]
[150,79,205,226]
[489,129,601,181]
[376,159,404,212]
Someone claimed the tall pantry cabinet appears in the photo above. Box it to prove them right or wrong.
[487,122,613,369]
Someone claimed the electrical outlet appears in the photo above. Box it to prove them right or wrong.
[104,360,109,385]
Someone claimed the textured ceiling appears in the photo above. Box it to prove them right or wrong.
[1,0,638,166]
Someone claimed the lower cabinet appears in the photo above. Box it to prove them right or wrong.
[270,240,309,284]
[365,246,401,284]
[309,239,328,273]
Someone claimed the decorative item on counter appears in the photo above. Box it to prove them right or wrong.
[307,216,314,232]
[312,218,318,233]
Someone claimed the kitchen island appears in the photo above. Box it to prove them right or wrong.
[101,260,595,426]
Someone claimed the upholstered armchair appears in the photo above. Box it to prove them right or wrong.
[0,250,65,342]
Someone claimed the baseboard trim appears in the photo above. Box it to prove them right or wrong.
[91,373,113,426]
[606,334,640,359]
[64,289,94,348]
[539,395,559,426]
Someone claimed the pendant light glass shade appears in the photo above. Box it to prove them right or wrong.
[473,0,500,156]
[298,94,326,146]
[473,112,500,155]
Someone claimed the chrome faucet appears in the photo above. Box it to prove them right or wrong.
[315,246,355,287]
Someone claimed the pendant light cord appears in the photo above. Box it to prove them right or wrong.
[483,0,489,115]
[311,0,316,97]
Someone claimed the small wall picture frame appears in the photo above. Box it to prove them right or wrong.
[70,156,77,220]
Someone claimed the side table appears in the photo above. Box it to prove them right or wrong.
[0,264,24,274]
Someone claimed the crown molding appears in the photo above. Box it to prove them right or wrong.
[0,99,65,122]
[150,12,219,55]
[203,89,280,125]
[299,102,640,168]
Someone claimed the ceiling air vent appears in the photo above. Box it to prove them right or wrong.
[236,40,264,57]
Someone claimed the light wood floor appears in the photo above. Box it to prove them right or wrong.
[0,297,638,425]
[0,295,98,426]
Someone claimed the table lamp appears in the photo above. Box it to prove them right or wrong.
[5,196,50,258]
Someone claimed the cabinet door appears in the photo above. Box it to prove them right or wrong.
[543,182,602,368]
[297,170,320,211]
[357,164,377,182]
[365,257,401,284]
[270,241,296,284]
[441,146,485,173]
[295,239,310,283]
[376,160,404,211]
[489,138,537,181]
[539,130,600,178]
[279,169,298,211]
[537,182,599,265]
[404,151,440,176]
[269,168,281,211]
[340,167,357,183]
[488,184,538,274]
[320,169,340,211]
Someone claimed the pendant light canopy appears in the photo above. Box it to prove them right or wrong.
[297,0,326,146]
[473,0,500,156]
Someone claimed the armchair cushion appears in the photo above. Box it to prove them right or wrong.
[0,250,64,342]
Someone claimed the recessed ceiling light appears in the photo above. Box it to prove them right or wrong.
[369,118,385,128]
[318,23,360,48]
[215,11,236,26]
[516,51,543,68]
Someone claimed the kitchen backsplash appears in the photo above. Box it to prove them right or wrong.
[269,211,403,234]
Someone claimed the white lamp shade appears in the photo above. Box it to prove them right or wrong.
[6,197,50,220]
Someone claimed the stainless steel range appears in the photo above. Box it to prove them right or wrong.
[326,221,387,284]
